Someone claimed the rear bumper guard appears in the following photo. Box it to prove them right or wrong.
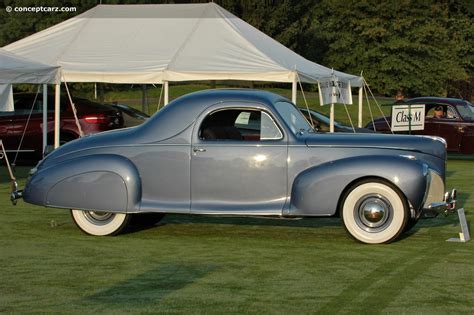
[10,181,23,205]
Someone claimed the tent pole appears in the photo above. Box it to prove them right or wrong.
[358,86,363,128]
[42,84,48,157]
[164,81,169,105]
[54,84,60,148]
[142,84,148,114]
[292,76,297,104]
[330,103,335,133]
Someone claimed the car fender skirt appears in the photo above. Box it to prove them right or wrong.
[23,154,141,213]
[289,155,428,216]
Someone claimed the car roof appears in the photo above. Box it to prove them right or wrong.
[403,97,467,106]
[140,89,291,142]
[179,88,289,105]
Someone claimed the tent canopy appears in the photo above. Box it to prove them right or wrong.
[3,3,362,86]
[0,49,60,111]
[0,48,60,84]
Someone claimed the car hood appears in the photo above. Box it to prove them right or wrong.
[305,133,446,159]
[336,125,375,133]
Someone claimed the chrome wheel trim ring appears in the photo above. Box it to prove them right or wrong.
[83,211,116,226]
[354,194,393,233]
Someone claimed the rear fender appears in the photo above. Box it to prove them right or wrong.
[289,155,428,216]
[23,154,141,213]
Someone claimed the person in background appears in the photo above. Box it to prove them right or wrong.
[395,90,404,102]
[433,106,446,118]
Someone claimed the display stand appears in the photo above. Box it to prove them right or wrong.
[447,208,471,242]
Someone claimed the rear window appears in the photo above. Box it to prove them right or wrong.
[457,102,474,120]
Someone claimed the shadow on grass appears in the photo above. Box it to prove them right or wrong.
[84,263,217,307]
[161,207,467,231]
[162,214,342,229]
[317,244,455,313]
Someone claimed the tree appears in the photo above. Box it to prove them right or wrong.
[312,0,472,97]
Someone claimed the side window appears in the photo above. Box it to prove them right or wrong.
[47,97,68,112]
[260,112,283,140]
[199,108,282,141]
[446,106,457,119]
[14,97,43,114]
[426,104,457,120]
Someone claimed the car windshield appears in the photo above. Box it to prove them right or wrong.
[456,101,474,120]
[306,110,344,128]
[274,101,313,135]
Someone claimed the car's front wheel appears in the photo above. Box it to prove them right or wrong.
[341,179,408,244]
[71,210,130,236]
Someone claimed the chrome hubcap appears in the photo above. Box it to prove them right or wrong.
[355,194,392,232]
[363,202,385,223]
[83,211,115,225]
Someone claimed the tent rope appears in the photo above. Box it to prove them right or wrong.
[295,72,314,129]
[64,81,84,137]
[156,83,164,112]
[363,77,393,134]
[363,83,376,132]
[316,71,356,132]
[13,85,41,166]
[330,73,356,132]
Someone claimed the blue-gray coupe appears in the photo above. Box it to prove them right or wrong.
[18,89,456,243]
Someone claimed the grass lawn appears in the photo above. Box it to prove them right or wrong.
[0,159,472,314]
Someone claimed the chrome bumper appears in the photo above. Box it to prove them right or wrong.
[423,188,457,217]
[10,180,23,205]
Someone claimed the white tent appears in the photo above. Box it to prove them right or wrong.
[3,3,362,87]
[3,3,365,141]
[0,48,60,84]
[0,49,61,153]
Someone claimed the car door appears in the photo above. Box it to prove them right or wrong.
[10,95,45,155]
[191,104,288,215]
[436,105,463,151]
[0,111,15,152]
[423,105,463,151]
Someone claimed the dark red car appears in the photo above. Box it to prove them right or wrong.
[366,97,474,154]
[0,93,124,158]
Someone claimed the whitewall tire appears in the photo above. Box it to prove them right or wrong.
[71,210,130,236]
[341,180,408,244]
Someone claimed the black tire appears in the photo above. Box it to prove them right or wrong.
[46,133,77,149]
[404,217,419,233]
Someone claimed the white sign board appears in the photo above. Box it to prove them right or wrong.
[390,105,425,131]
[318,78,352,105]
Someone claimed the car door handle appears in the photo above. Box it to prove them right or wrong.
[193,147,206,153]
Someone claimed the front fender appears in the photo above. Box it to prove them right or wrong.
[23,154,141,213]
[289,155,428,216]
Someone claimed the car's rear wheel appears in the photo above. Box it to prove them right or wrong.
[71,210,130,236]
[341,179,408,244]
